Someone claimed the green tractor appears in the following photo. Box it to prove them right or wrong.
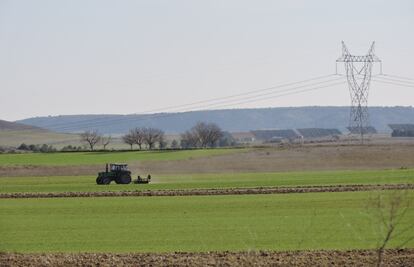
[96,163,132,185]
[96,163,152,185]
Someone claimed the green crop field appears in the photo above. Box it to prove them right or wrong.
[1,147,413,256]
[1,191,413,253]
[1,169,413,193]
[0,148,246,166]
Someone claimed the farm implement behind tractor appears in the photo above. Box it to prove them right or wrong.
[96,163,151,185]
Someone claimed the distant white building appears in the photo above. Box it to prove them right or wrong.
[231,132,256,143]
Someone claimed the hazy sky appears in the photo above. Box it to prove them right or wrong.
[1,0,413,121]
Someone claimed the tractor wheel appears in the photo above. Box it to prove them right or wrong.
[96,177,102,185]
[101,177,112,185]
[115,174,131,184]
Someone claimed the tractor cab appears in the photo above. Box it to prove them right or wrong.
[109,164,128,172]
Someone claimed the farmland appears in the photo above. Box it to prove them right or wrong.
[0,169,413,193]
[1,191,414,253]
[0,144,413,266]
[0,148,245,166]
[3,1,414,265]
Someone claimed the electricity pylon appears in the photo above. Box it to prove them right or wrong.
[336,41,382,143]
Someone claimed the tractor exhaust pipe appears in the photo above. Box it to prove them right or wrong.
[106,163,108,173]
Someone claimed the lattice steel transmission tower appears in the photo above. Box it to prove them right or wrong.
[336,41,382,143]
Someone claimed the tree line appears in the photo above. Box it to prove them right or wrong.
[17,143,57,153]
[79,121,236,151]
[121,127,165,150]
[180,122,225,148]
[5,122,236,153]
[121,122,234,150]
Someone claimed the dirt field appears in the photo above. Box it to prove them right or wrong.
[1,249,413,267]
[1,183,412,199]
[138,143,414,174]
[1,143,414,177]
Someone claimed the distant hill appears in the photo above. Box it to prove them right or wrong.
[16,106,414,135]
[0,119,46,132]
[0,119,79,147]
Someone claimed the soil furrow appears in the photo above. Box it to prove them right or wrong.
[1,249,413,267]
[1,183,413,199]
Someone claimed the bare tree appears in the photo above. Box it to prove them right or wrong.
[80,130,101,151]
[204,123,223,147]
[143,127,164,150]
[122,133,135,150]
[193,122,209,147]
[367,190,414,267]
[186,122,223,148]
[132,128,145,150]
[101,136,112,150]
[171,139,179,149]
[180,130,200,148]
[158,134,167,149]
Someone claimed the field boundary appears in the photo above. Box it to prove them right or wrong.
[1,249,413,266]
[1,183,413,199]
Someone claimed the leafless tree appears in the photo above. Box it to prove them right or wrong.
[171,139,179,149]
[132,128,145,150]
[193,122,210,147]
[182,122,223,148]
[158,134,167,149]
[122,133,135,150]
[204,123,223,147]
[101,136,112,150]
[80,130,101,151]
[143,127,164,150]
[367,190,414,267]
[180,130,200,148]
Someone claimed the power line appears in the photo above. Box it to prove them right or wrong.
[189,80,347,111]
[45,74,341,131]
[371,78,414,88]
[375,75,414,85]
[35,74,337,130]
[381,73,414,82]
[54,80,345,131]
[53,80,343,131]
[52,78,346,131]
[139,74,337,114]
[165,76,345,112]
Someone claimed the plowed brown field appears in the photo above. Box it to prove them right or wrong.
[1,183,412,199]
[1,249,413,267]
